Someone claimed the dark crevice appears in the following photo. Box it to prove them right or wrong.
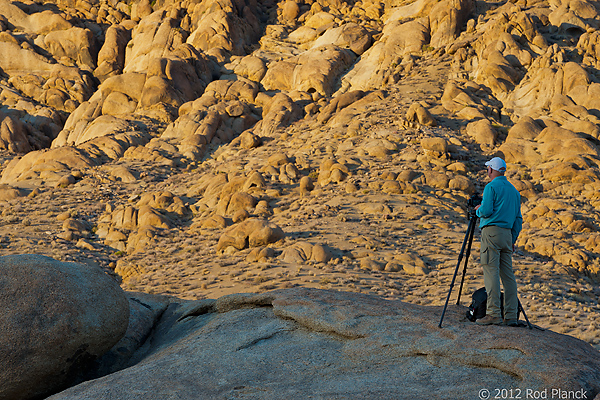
[235,328,293,351]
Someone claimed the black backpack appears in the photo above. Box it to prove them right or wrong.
[466,287,505,322]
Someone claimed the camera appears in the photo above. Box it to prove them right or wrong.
[467,193,482,209]
[467,193,482,217]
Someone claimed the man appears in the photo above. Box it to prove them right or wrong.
[474,157,523,326]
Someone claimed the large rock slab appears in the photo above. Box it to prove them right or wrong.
[0,39,95,112]
[338,18,430,92]
[0,0,71,34]
[123,10,185,74]
[217,218,285,251]
[43,27,97,70]
[261,44,356,96]
[48,288,600,399]
[311,23,373,55]
[0,255,130,400]
[186,0,261,57]
[94,25,131,82]
[0,146,96,184]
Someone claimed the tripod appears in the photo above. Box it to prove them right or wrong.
[438,209,533,329]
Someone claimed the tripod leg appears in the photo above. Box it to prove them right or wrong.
[518,299,533,330]
[439,216,476,328]
[456,215,477,305]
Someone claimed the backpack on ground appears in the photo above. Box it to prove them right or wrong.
[466,287,505,322]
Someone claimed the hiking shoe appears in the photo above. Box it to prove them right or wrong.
[503,319,519,327]
[476,315,503,325]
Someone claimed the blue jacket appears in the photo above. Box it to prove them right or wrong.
[476,176,523,244]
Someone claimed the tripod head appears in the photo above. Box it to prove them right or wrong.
[467,193,482,218]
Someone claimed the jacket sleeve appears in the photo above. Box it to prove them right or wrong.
[476,184,494,219]
[511,197,523,244]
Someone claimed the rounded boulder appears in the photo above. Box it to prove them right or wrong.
[0,255,129,400]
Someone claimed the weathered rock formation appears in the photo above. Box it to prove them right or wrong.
[45,288,600,399]
[0,255,129,400]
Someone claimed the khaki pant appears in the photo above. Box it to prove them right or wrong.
[481,225,518,320]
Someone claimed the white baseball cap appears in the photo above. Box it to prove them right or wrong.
[485,157,506,172]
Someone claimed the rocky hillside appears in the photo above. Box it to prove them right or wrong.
[0,0,599,355]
